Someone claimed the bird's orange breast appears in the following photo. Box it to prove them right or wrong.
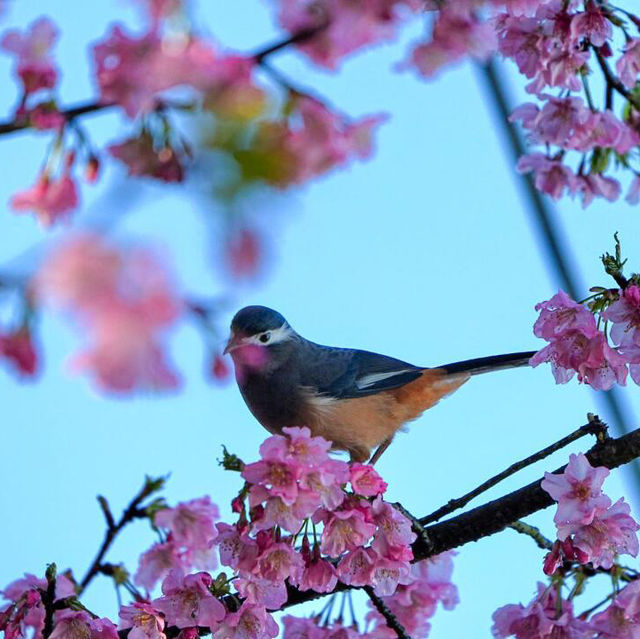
[301,368,470,462]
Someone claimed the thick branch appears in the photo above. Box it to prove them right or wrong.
[0,28,325,137]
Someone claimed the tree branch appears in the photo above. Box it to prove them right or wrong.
[364,586,410,639]
[0,27,325,137]
[421,414,607,525]
[592,46,640,112]
[78,476,165,594]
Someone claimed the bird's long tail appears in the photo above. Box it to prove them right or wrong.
[438,351,537,377]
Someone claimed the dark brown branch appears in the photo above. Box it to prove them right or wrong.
[78,477,164,594]
[0,27,326,137]
[364,586,410,639]
[421,414,607,525]
[42,564,57,639]
[593,46,640,112]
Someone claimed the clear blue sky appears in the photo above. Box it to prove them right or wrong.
[2,2,640,637]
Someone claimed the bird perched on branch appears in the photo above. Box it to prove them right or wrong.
[224,305,536,464]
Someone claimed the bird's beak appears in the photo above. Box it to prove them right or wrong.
[223,331,243,355]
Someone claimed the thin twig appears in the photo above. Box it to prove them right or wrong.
[421,415,608,525]
[508,520,553,550]
[42,564,57,639]
[78,477,164,594]
[364,586,410,639]
[593,46,640,112]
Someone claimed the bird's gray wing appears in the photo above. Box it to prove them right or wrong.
[298,343,423,399]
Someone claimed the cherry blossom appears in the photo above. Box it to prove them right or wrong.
[10,172,78,227]
[589,581,640,638]
[541,453,611,528]
[215,602,278,639]
[118,603,166,639]
[152,571,225,630]
[1,17,58,93]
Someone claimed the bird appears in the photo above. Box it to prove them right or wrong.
[224,305,537,464]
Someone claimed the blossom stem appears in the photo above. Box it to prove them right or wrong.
[592,45,640,112]
[421,415,608,525]
[507,520,553,550]
[363,585,410,639]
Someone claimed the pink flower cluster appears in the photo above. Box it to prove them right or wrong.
[531,290,629,391]
[603,284,640,385]
[494,2,640,205]
[0,573,82,639]
[542,453,639,570]
[492,582,591,638]
[493,580,640,637]
[36,234,182,393]
[216,427,409,609]
[366,552,459,638]
[135,497,220,591]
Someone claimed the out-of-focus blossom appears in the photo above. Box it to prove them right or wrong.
[1,18,58,93]
[224,228,262,280]
[0,329,38,377]
[10,172,78,228]
[276,0,422,70]
[109,133,184,182]
[590,581,640,638]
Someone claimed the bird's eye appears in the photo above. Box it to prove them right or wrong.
[259,332,271,344]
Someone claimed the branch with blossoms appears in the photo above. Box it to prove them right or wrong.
[4,419,640,639]
[5,2,640,392]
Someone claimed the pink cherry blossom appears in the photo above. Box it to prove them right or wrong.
[253,541,304,584]
[36,234,122,312]
[1,18,58,93]
[50,611,118,639]
[516,153,576,200]
[234,576,287,611]
[282,616,326,639]
[349,463,387,497]
[155,497,219,556]
[371,497,415,560]
[533,290,597,341]
[134,541,187,591]
[10,172,78,227]
[604,286,640,349]
[215,523,259,573]
[242,459,302,506]
[571,497,639,569]
[569,4,612,47]
[627,176,640,205]
[366,553,458,637]
[407,7,496,78]
[215,602,278,639]
[276,0,421,70]
[118,603,165,639]
[336,547,376,587]
[293,548,338,593]
[318,506,376,557]
[153,571,225,630]
[574,173,621,209]
[70,304,181,392]
[616,38,640,89]
[0,329,38,377]
[590,581,640,638]
[491,582,590,638]
[541,453,611,528]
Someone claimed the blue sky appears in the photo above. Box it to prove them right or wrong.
[2,2,640,637]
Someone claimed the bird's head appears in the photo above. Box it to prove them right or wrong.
[224,305,297,371]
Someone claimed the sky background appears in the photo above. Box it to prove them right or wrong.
[2,1,640,637]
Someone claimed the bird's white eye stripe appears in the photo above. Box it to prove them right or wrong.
[247,325,292,346]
